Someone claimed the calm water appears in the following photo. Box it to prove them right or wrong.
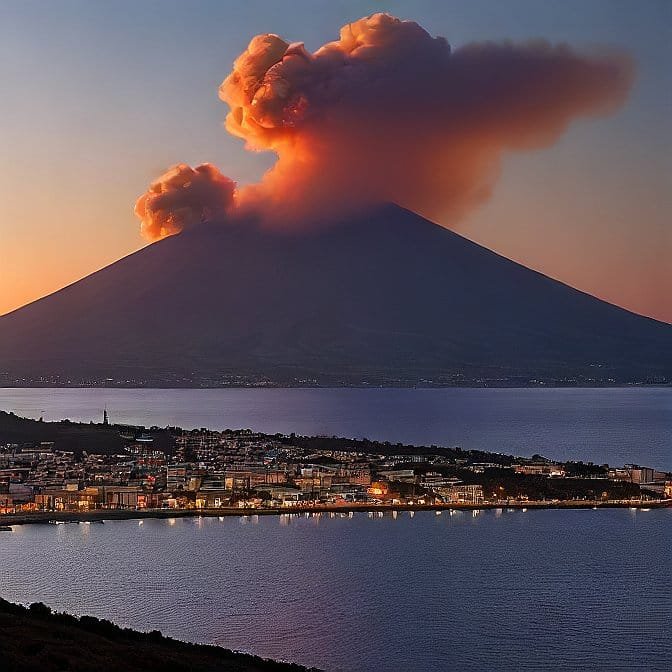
[1,510,670,671]
[1,387,670,469]
[2,388,669,670]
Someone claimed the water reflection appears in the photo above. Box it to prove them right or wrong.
[0,510,669,672]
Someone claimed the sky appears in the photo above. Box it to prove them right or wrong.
[0,0,670,322]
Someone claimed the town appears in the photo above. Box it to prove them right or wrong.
[0,410,670,518]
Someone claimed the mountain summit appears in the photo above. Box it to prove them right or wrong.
[1,204,669,386]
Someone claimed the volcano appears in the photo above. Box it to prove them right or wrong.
[0,204,669,386]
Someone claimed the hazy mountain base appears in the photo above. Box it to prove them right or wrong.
[0,599,319,672]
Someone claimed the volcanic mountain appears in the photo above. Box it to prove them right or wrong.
[0,204,669,386]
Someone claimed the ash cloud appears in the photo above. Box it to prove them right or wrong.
[135,163,235,241]
[136,13,634,239]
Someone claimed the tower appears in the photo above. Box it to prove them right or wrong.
[103,407,109,425]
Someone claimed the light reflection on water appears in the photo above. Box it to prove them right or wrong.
[1,509,670,671]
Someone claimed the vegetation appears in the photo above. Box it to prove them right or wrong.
[459,468,642,501]
[282,433,514,464]
[0,598,319,672]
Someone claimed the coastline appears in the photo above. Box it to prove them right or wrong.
[2,499,669,527]
[0,598,319,672]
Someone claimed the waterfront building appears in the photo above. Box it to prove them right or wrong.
[439,484,484,505]
[514,463,566,477]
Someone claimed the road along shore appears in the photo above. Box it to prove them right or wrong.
[1,499,669,527]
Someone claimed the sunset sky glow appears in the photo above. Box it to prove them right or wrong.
[0,0,670,322]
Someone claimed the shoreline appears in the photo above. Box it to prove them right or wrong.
[0,597,318,671]
[2,499,669,526]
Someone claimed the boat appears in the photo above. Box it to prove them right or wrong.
[0,526,12,532]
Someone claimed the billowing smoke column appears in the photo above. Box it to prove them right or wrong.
[136,13,634,239]
[135,163,235,241]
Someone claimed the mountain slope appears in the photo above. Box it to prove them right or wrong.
[0,204,669,385]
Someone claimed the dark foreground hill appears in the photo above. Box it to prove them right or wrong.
[0,599,317,672]
[0,204,669,386]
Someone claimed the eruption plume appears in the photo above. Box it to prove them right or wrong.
[135,163,235,241]
[136,13,634,239]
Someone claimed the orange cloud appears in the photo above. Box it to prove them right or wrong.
[135,163,235,241]
[137,13,634,238]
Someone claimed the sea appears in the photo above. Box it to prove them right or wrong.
[1,510,670,671]
[0,387,670,671]
[0,386,670,469]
